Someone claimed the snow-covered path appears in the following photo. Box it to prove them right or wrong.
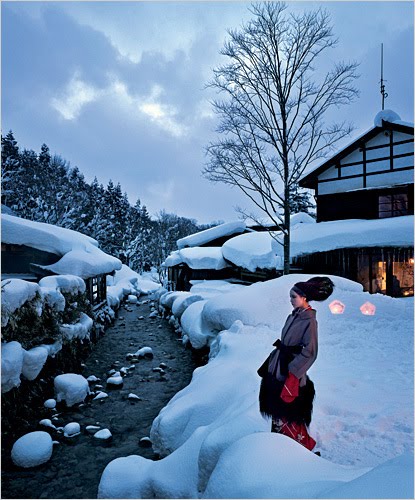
[1,300,198,499]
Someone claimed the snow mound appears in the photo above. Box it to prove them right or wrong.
[180,300,211,349]
[171,293,205,319]
[38,275,86,294]
[1,341,25,393]
[54,373,90,406]
[291,211,316,226]
[1,279,40,327]
[21,346,49,381]
[203,432,367,498]
[320,452,414,499]
[59,312,93,341]
[374,109,401,127]
[11,431,53,468]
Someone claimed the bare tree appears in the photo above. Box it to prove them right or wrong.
[203,1,359,273]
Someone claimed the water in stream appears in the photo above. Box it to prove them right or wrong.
[1,300,198,499]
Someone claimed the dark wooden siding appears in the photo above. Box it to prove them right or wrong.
[316,184,414,222]
[1,244,61,275]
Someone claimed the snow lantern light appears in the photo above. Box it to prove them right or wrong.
[360,301,376,316]
[329,300,345,314]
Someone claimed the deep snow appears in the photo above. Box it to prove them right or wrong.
[98,274,414,498]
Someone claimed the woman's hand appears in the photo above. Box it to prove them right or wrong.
[280,372,299,403]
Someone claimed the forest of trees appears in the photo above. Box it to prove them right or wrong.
[1,131,214,273]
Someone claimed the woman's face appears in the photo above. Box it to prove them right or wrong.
[290,289,306,309]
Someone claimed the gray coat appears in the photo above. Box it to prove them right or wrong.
[271,307,318,387]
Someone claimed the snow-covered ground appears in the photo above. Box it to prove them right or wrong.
[99,274,414,498]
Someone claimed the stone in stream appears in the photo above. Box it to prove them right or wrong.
[139,437,152,448]
[138,316,145,320]
[11,431,53,468]
[128,393,142,401]
[152,367,165,374]
[159,363,168,369]
[54,373,90,407]
[85,425,101,434]
[107,369,117,376]
[39,419,56,430]
[93,391,109,401]
[63,422,81,438]
[93,429,112,444]
[44,399,57,409]
[106,373,124,388]
[134,347,154,359]
[87,375,100,383]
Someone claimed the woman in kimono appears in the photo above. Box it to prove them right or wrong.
[258,276,334,451]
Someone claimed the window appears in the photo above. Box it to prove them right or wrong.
[378,193,408,218]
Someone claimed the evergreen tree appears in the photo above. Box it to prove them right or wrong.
[1,131,20,207]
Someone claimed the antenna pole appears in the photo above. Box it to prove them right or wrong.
[380,43,388,110]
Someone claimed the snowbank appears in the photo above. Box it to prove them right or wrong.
[99,274,413,499]
[38,275,86,295]
[21,346,49,381]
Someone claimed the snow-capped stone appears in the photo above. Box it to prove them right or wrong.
[94,429,112,440]
[63,422,81,438]
[159,363,167,369]
[138,315,145,320]
[139,437,152,448]
[149,311,158,318]
[87,375,100,383]
[54,373,90,407]
[93,391,109,400]
[374,109,401,127]
[1,341,24,393]
[11,431,53,468]
[39,419,56,429]
[106,375,123,386]
[128,295,138,304]
[134,347,153,358]
[152,367,165,374]
[128,393,142,401]
[21,346,49,381]
[44,399,57,409]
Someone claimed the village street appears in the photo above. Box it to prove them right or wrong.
[1,299,198,499]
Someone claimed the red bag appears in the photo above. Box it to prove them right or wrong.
[280,372,299,403]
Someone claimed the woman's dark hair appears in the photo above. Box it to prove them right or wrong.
[292,277,335,302]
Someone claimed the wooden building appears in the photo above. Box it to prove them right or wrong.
[1,211,112,310]
[297,112,414,297]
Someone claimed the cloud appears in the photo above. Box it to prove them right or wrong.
[145,179,176,208]
[51,71,102,120]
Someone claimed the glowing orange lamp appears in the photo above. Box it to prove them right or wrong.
[329,300,345,314]
[360,301,376,316]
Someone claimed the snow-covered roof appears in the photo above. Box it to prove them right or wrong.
[1,214,122,279]
[290,215,414,260]
[220,215,413,271]
[178,247,230,270]
[222,231,281,272]
[177,221,246,249]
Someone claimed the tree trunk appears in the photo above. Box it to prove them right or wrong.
[283,186,290,275]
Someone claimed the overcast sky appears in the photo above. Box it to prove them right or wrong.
[2,1,414,224]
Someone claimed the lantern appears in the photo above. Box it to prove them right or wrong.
[360,301,376,316]
[329,300,345,314]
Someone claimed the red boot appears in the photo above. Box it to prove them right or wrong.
[272,418,316,451]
